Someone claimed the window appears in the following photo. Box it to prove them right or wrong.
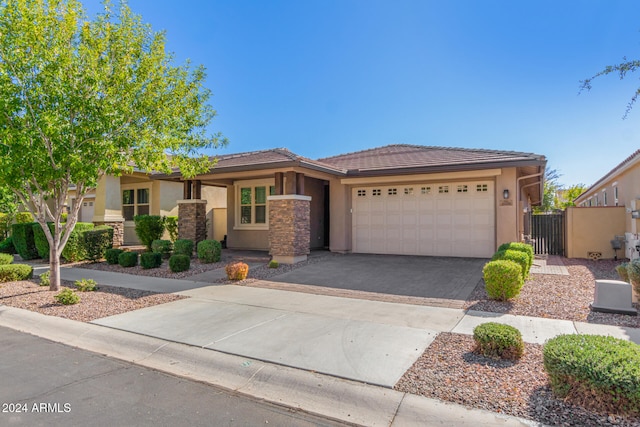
[602,190,607,206]
[235,181,275,229]
[438,185,449,194]
[122,187,150,220]
[357,189,367,197]
[372,189,381,196]
[388,188,397,195]
[457,185,468,193]
[614,185,619,206]
[404,187,414,195]
[476,184,488,192]
[421,186,431,195]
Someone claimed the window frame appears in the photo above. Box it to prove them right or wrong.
[234,179,275,230]
[121,184,152,222]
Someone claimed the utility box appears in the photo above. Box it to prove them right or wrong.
[591,280,637,316]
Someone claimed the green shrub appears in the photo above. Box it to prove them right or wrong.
[0,236,15,254]
[173,239,194,257]
[268,260,279,269]
[164,216,178,242]
[54,288,80,305]
[492,249,530,279]
[39,270,50,287]
[105,248,124,265]
[627,259,640,295]
[0,212,10,240]
[473,322,524,360]
[83,226,113,261]
[141,252,163,269]
[197,239,222,263]
[498,242,534,271]
[118,251,138,268]
[134,215,165,251]
[169,254,190,272]
[61,222,95,262]
[151,239,173,258]
[543,334,640,415]
[32,222,52,259]
[75,278,97,292]
[0,253,13,265]
[11,222,39,260]
[483,260,523,301]
[0,264,33,282]
[616,262,630,282]
[15,212,33,223]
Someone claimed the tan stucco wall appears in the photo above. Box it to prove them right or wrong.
[495,168,518,247]
[329,177,351,253]
[93,175,124,222]
[225,184,269,250]
[565,206,626,259]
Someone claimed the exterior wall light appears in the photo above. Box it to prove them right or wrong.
[503,189,510,199]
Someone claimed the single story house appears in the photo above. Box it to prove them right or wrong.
[156,144,546,263]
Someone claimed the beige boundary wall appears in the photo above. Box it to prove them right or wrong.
[565,206,626,259]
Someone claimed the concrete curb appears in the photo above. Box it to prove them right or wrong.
[0,305,539,426]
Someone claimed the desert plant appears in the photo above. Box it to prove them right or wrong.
[11,222,39,260]
[105,248,124,265]
[169,254,190,272]
[141,252,163,269]
[197,239,222,263]
[61,222,95,262]
[151,239,173,259]
[39,270,50,287]
[483,260,523,301]
[268,260,279,269]
[75,278,97,292]
[164,216,179,242]
[492,249,530,279]
[0,236,15,254]
[0,252,13,265]
[173,239,194,257]
[0,264,33,282]
[54,288,80,305]
[616,262,630,282]
[83,226,114,261]
[118,251,139,268]
[473,322,524,360]
[225,262,249,280]
[134,215,165,251]
[627,259,640,294]
[544,334,640,415]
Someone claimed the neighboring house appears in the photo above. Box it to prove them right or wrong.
[156,144,546,263]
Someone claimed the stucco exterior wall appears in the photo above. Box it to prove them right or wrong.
[329,178,351,253]
[306,178,326,249]
[565,206,626,259]
[495,167,518,247]
[225,184,269,250]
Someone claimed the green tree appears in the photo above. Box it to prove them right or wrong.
[581,57,640,118]
[556,184,588,210]
[534,167,561,213]
[0,0,226,290]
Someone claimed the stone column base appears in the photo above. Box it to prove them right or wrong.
[268,195,311,264]
[178,199,208,245]
[94,221,124,247]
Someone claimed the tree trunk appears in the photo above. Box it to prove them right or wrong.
[49,247,61,292]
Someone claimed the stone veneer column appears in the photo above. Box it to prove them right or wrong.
[178,199,207,245]
[268,195,311,264]
[94,221,124,247]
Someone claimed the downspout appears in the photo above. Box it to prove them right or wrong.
[516,172,544,241]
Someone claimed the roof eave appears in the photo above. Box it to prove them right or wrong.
[345,159,546,177]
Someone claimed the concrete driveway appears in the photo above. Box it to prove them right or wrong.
[269,254,486,302]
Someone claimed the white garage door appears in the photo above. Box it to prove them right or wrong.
[352,182,495,258]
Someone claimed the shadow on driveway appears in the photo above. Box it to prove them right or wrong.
[270,254,487,301]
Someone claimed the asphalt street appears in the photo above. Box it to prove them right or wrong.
[0,326,347,427]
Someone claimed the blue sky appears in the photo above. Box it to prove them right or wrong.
[85,0,640,188]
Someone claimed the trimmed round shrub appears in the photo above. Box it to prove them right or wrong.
[473,322,524,360]
[141,252,163,269]
[134,215,165,251]
[498,242,534,271]
[197,239,222,263]
[173,239,194,257]
[0,264,33,282]
[0,253,13,265]
[544,334,640,415]
[39,270,50,287]
[118,251,139,268]
[54,288,80,305]
[151,239,173,259]
[169,254,190,273]
[75,278,97,292]
[268,260,279,269]
[225,262,249,280]
[483,260,523,301]
[492,249,530,280]
[105,248,124,265]
[627,259,640,295]
[0,236,16,254]
[616,262,630,283]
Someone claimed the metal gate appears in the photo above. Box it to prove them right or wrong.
[530,212,565,255]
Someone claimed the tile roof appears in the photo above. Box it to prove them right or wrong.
[575,148,640,201]
[208,148,346,174]
[317,144,546,174]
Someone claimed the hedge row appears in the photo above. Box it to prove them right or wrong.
[483,242,534,301]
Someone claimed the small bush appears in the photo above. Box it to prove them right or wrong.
[616,262,630,282]
[105,248,124,265]
[118,251,139,268]
[492,249,530,279]
[0,236,16,254]
[544,334,640,415]
[627,259,640,295]
[0,253,13,265]
[11,222,39,260]
[165,216,178,242]
[39,270,50,287]
[0,264,33,282]
[83,226,114,261]
[498,242,534,270]
[169,254,190,272]
[151,239,173,259]
[75,278,97,292]
[61,222,95,262]
[141,252,163,269]
[54,288,80,305]
[15,212,33,223]
[483,260,523,301]
[32,222,52,259]
[134,215,165,251]
[226,262,249,280]
[173,239,194,257]
[0,212,10,240]
[473,322,524,360]
[268,260,279,269]
[197,239,222,263]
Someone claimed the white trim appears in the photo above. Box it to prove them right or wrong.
[234,179,275,231]
[267,195,312,201]
[340,169,502,185]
